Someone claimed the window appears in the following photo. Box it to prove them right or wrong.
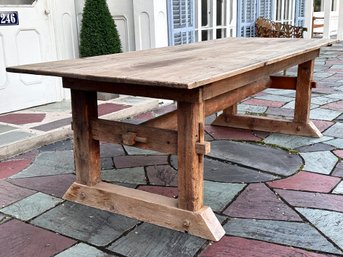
[196,0,229,41]
[167,0,195,45]
[237,0,274,37]
[275,0,294,24]
[314,0,337,12]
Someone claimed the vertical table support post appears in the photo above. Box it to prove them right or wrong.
[223,104,237,122]
[177,100,205,211]
[71,89,100,186]
[294,60,314,124]
[294,59,322,137]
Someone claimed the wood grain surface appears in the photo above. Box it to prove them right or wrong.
[6,38,331,89]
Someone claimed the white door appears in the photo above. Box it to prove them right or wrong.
[0,0,63,114]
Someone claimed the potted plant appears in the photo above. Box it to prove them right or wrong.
[80,0,121,57]
[79,0,122,100]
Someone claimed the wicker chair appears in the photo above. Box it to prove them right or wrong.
[255,17,307,38]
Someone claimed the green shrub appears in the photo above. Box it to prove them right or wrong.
[79,0,122,57]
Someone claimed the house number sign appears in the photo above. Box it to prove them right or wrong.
[0,11,19,26]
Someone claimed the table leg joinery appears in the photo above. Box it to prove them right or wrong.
[64,89,224,241]
[6,37,330,242]
[64,58,319,241]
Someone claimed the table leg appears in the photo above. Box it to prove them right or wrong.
[294,60,321,135]
[70,89,100,186]
[222,104,237,122]
[211,60,322,137]
[294,60,314,122]
[177,101,204,211]
[64,90,224,241]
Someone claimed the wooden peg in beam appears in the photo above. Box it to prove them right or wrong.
[122,132,137,145]
[122,132,148,146]
[196,142,211,155]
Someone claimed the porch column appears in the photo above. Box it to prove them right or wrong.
[304,0,314,38]
[338,0,343,40]
[323,0,332,39]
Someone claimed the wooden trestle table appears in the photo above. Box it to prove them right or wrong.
[7,37,331,241]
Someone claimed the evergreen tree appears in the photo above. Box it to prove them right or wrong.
[79,0,122,57]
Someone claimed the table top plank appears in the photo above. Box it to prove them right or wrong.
[7,38,331,89]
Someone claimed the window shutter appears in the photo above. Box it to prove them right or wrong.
[294,0,305,27]
[259,0,274,19]
[237,0,258,37]
[167,0,195,46]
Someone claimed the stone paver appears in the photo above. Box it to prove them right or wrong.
[98,103,129,116]
[243,98,285,107]
[199,236,335,257]
[100,143,125,157]
[13,150,39,162]
[324,122,343,138]
[205,126,261,141]
[326,139,343,148]
[266,107,294,118]
[32,202,139,247]
[332,162,343,177]
[0,124,16,133]
[101,157,114,170]
[0,180,36,208]
[326,93,343,99]
[276,189,343,212]
[323,100,343,111]
[101,167,146,184]
[297,208,343,251]
[255,94,294,103]
[146,165,177,186]
[0,213,10,225]
[0,43,343,257]
[123,145,164,155]
[334,150,343,158]
[208,141,302,176]
[0,131,35,146]
[0,159,32,179]
[295,142,336,152]
[223,184,301,221]
[223,218,342,254]
[113,155,168,169]
[108,223,205,257]
[0,219,76,257]
[8,174,75,197]
[32,117,72,131]
[237,104,267,114]
[0,113,45,124]
[204,158,279,183]
[204,181,245,212]
[333,181,343,194]
[281,101,319,110]
[56,243,115,257]
[38,139,73,152]
[268,171,340,193]
[312,120,335,132]
[301,151,338,174]
[0,192,62,221]
[263,88,295,96]
[311,96,338,105]
[11,150,75,178]
[264,133,332,149]
[310,108,342,121]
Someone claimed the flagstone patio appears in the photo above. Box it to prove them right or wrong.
[0,42,342,256]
